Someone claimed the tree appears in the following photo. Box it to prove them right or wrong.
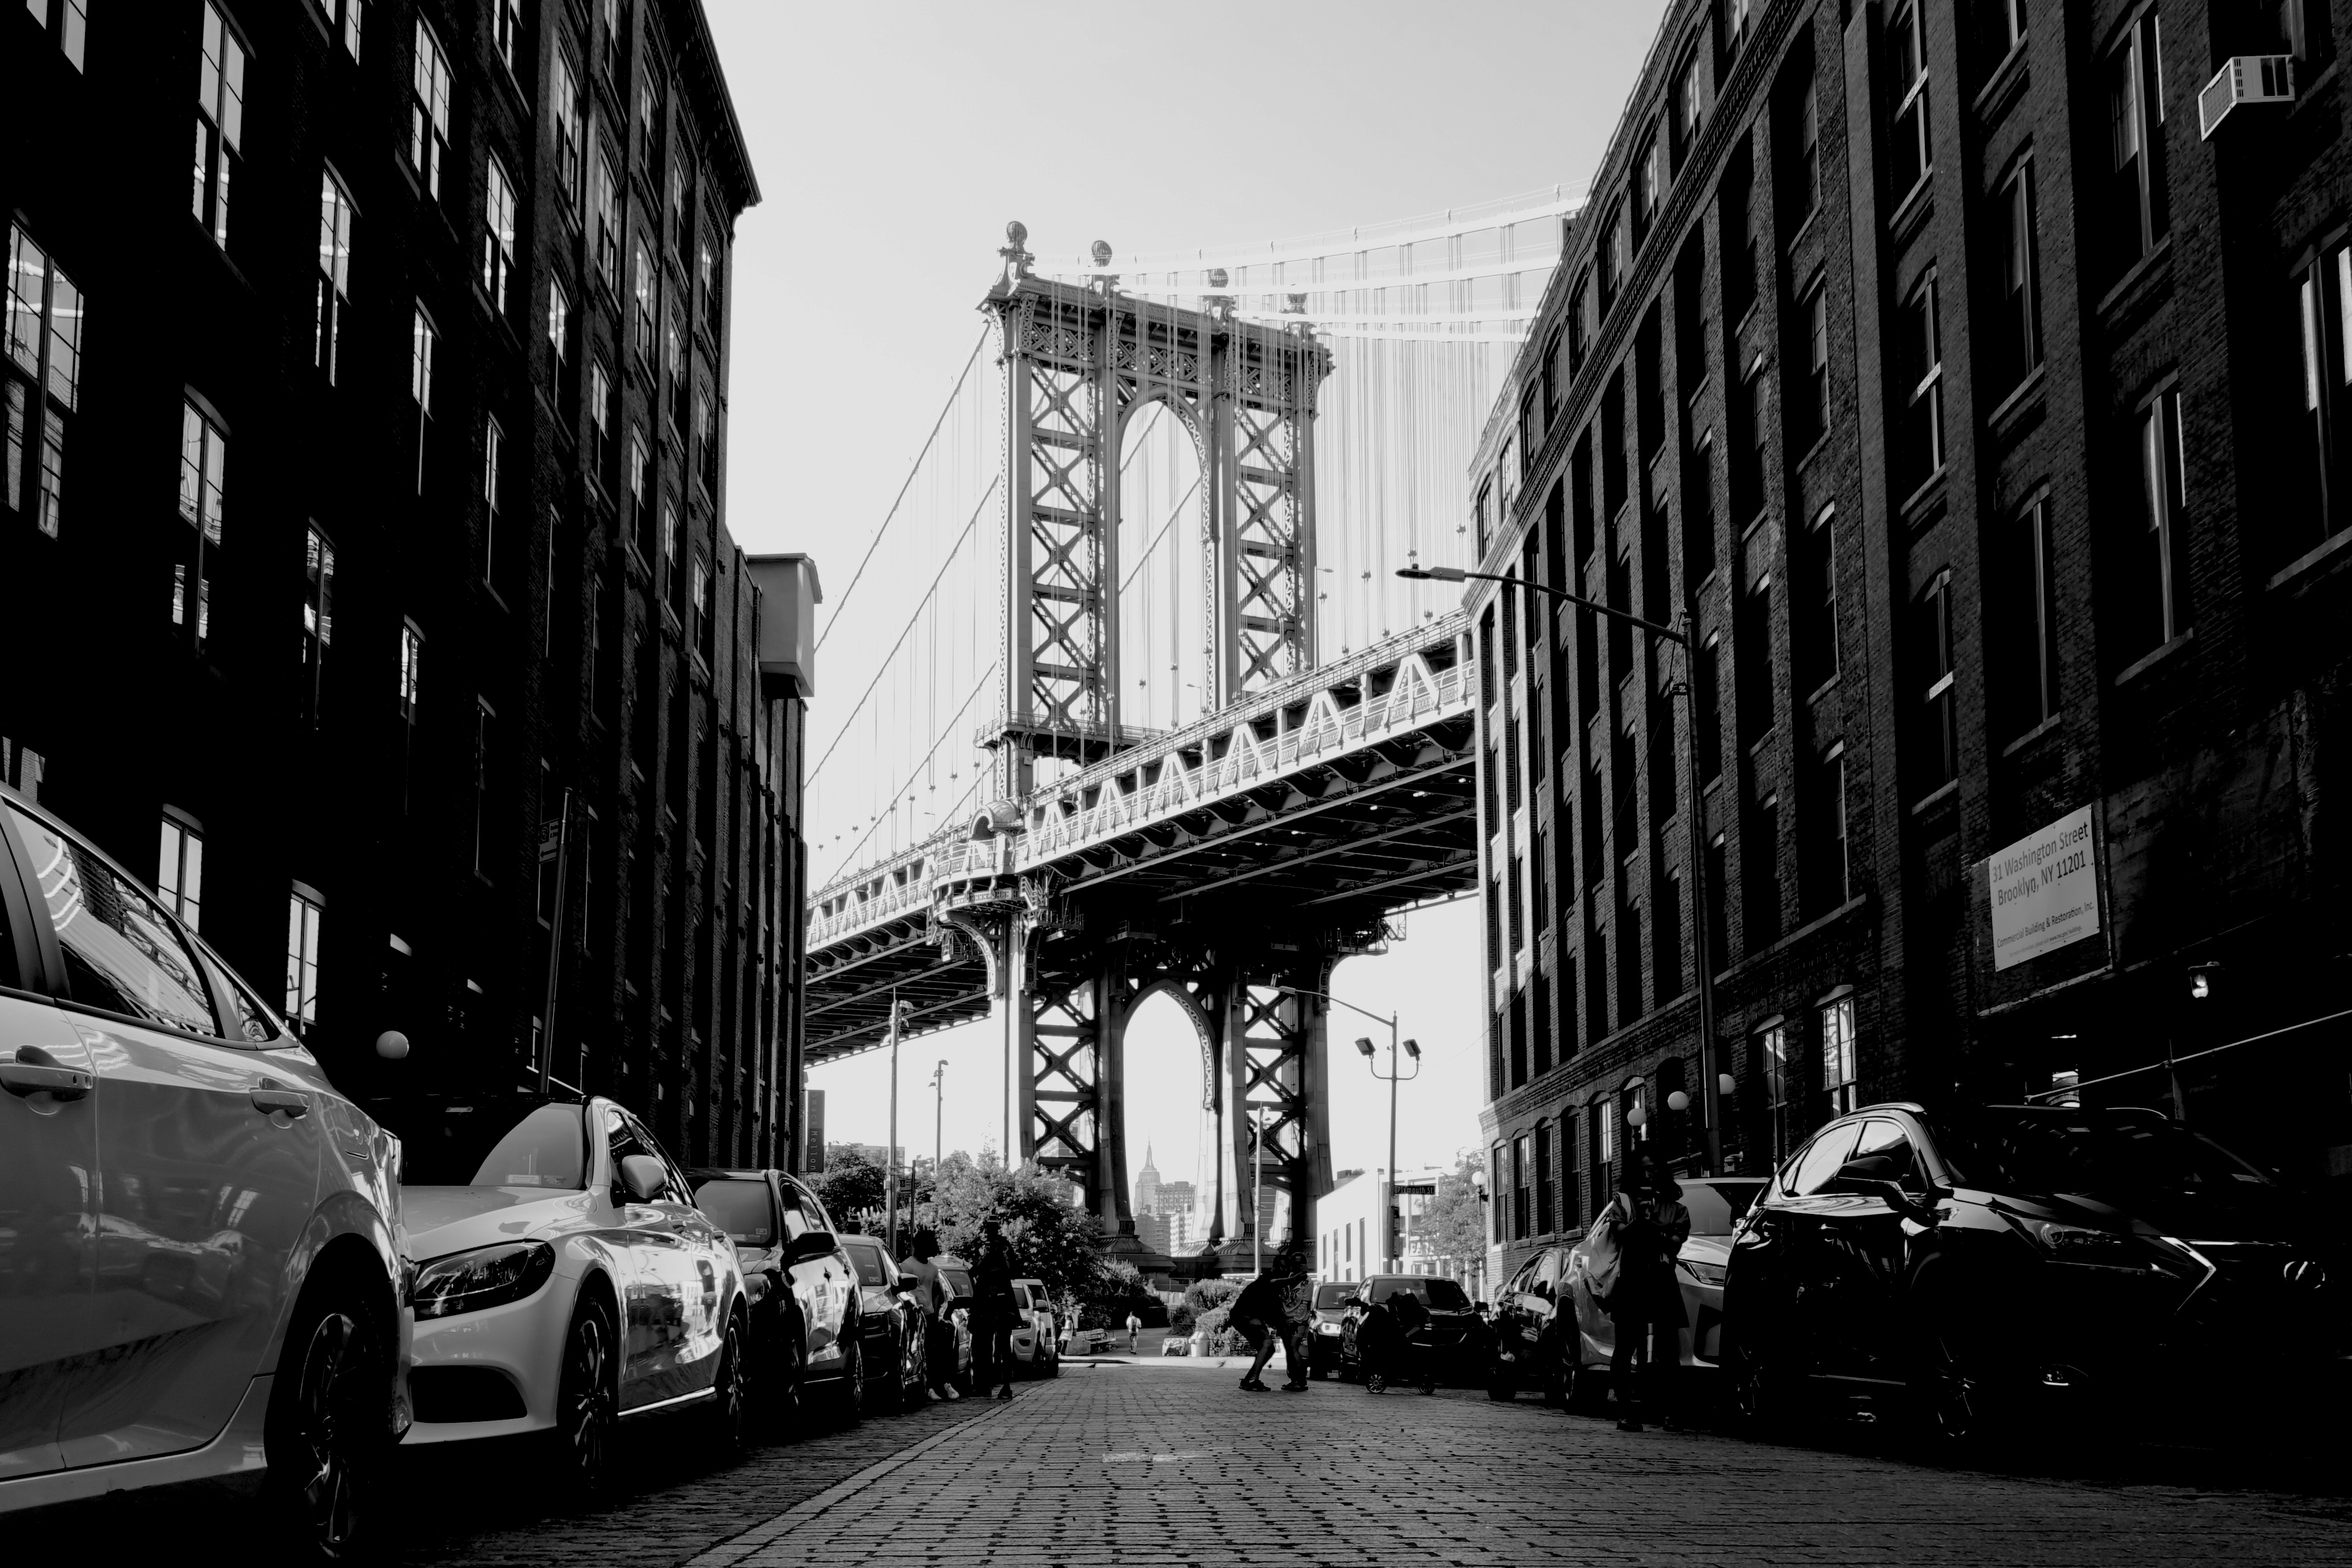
[811,1146,882,1233]
[924,1149,1108,1305]
[1420,1149,1489,1266]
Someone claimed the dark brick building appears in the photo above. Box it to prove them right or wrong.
[1472,0,2352,1278]
[1,0,816,1168]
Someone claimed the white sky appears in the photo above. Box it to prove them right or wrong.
[704,0,1670,1192]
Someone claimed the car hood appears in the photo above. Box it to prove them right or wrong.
[1679,1234,1733,1268]
[403,1185,601,1261]
[1986,1185,2314,1245]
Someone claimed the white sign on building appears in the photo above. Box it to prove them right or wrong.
[1986,805,2102,971]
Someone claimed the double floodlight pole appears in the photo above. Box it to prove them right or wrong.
[1398,564,1724,1174]
[1278,984,1420,1272]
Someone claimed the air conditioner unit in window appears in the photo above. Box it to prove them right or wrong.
[2199,55,2296,140]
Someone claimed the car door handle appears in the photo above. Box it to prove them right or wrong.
[2,1047,92,1101]
[250,1085,310,1118]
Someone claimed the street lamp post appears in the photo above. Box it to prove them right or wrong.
[884,994,911,1254]
[931,1059,948,1220]
[1400,563,1724,1174]
[1278,985,1420,1271]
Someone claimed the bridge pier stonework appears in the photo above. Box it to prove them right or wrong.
[800,226,1482,1275]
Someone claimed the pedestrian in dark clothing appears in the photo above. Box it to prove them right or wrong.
[1356,1284,1435,1394]
[1594,1169,1691,1431]
[1231,1245,1311,1392]
[970,1218,1022,1401]
[900,1227,960,1402]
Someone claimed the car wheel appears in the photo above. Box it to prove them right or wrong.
[1908,1333,1987,1452]
[704,1309,750,1457]
[904,1325,928,1407]
[763,1326,806,1438]
[548,1294,620,1498]
[1042,1346,1059,1380]
[1726,1338,1788,1435]
[1563,1357,1604,1414]
[265,1270,391,1560]
[833,1340,865,1426]
[1487,1359,1518,1402]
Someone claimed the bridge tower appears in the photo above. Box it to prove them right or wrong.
[955,225,1348,1263]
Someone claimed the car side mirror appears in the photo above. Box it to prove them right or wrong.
[1835,1157,1940,1225]
[618,1154,667,1203]
[782,1231,837,1266]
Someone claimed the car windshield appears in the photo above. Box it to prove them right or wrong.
[693,1179,775,1247]
[1313,1283,1354,1310]
[398,1100,586,1189]
[839,1240,888,1287]
[1677,1181,1763,1235]
[1929,1106,2274,1197]
[1369,1277,1470,1310]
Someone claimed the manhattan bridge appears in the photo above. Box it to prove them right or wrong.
[804,193,1573,1266]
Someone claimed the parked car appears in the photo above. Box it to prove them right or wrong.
[1336,1275,1484,1385]
[1007,1277,1060,1377]
[0,787,409,1558]
[1722,1101,2348,1442]
[688,1168,863,1423]
[837,1235,929,1410]
[397,1094,750,1489]
[1304,1281,1356,1378]
[1492,1176,1764,1406]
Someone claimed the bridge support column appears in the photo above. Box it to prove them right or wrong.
[1219,955,1333,1267]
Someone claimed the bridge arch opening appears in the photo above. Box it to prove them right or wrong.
[1116,396,1210,735]
[1118,980,1220,1265]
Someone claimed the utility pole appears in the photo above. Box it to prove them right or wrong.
[1251,1100,1265,1276]
[884,992,908,1253]
[931,1059,947,1215]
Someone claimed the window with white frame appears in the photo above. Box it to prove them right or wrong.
[302,524,336,726]
[483,416,505,585]
[29,0,88,67]
[1999,496,2059,737]
[176,402,226,649]
[1900,272,1944,492]
[315,0,362,58]
[410,20,453,201]
[411,306,437,492]
[315,173,353,384]
[158,813,205,929]
[397,619,423,722]
[589,360,613,486]
[285,889,324,1033]
[1996,155,2043,396]
[2291,243,2352,558]
[4,223,83,539]
[1914,568,1958,793]
[1758,1017,1793,1165]
[473,700,497,875]
[2134,386,2189,652]
[555,57,585,218]
[2106,10,2167,277]
[548,277,571,386]
[1820,992,1858,1115]
[483,155,518,312]
[492,0,522,73]
[1889,2,1931,198]
[593,153,620,287]
[632,237,657,363]
[628,427,649,543]
[193,4,246,250]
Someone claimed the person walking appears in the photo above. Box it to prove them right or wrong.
[970,1217,1022,1401]
[899,1227,961,1402]
[1591,1167,1690,1432]
[1125,1308,1142,1354]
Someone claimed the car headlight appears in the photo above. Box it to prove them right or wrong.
[1315,1321,1341,1335]
[413,1241,555,1320]
[1676,1258,1728,1287]
[2013,1219,2193,1276]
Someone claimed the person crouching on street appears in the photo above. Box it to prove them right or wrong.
[1231,1244,1312,1392]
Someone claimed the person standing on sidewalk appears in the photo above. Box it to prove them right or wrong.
[971,1217,1022,1401]
[1125,1308,1142,1354]
[899,1227,961,1402]
[1593,1168,1690,1431]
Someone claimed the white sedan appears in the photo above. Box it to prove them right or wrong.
[396,1094,749,1490]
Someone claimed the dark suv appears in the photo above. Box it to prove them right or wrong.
[1723,1101,2347,1441]
[1336,1274,1484,1385]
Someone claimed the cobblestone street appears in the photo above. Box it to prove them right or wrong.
[391,1360,2348,1566]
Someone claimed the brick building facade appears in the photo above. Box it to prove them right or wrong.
[1,0,814,1168]
[1472,0,2352,1279]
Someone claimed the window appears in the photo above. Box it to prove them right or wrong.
[193,4,247,249]
[411,307,437,492]
[410,20,453,201]
[694,379,719,495]
[2133,387,2189,651]
[1729,354,1765,523]
[492,0,522,73]
[176,402,226,649]
[1721,157,1757,324]
[1634,130,1661,246]
[1745,791,1780,946]
[1511,1133,1532,1240]
[661,501,680,589]
[314,174,354,384]
[29,0,88,68]
[589,360,613,487]
[315,0,362,58]
[664,310,689,432]
[1757,1018,1793,1165]
[1705,830,1728,967]
[1821,992,1859,1115]
[2291,243,2352,556]
[158,814,205,929]
[1794,504,1836,694]
[1985,0,2027,59]
[555,58,585,218]
[1889,3,1931,199]
[632,238,657,363]
[1998,497,2058,737]
[2256,1,2332,66]
[1600,210,1626,315]
[1567,272,1589,376]
[1795,281,1829,451]
[548,277,571,386]
[1900,272,1944,493]
[1534,1120,1555,1234]
[1792,78,1820,219]
[1735,570,1772,746]
[636,73,664,178]
[669,160,691,257]
[11,809,218,1037]
[628,428,649,543]
[2107,10,2168,276]
[397,620,423,722]
[1490,1146,1508,1244]
[474,700,497,876]
[599,0,623,83]
[691,553,712,663]
[3,224,83,538]
[285,889,324,1034]
[483,155,518,312]
[483,416,505,585]
[1915,569,1958,793]
[698,238,723,337]
[1722,0,1751,61]
[1695,633,1724,781]
[1586,1100,1611,1214]
[1672,49,1707,165]
[301,524,336,726]
[1995,158,2041,394]
[593,154,620,288]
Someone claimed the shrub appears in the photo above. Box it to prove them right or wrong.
[1184,1278,1240,1315]
[1168,1304,1197,1336]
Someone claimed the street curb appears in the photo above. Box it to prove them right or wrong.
[678,1379,1071,1568]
